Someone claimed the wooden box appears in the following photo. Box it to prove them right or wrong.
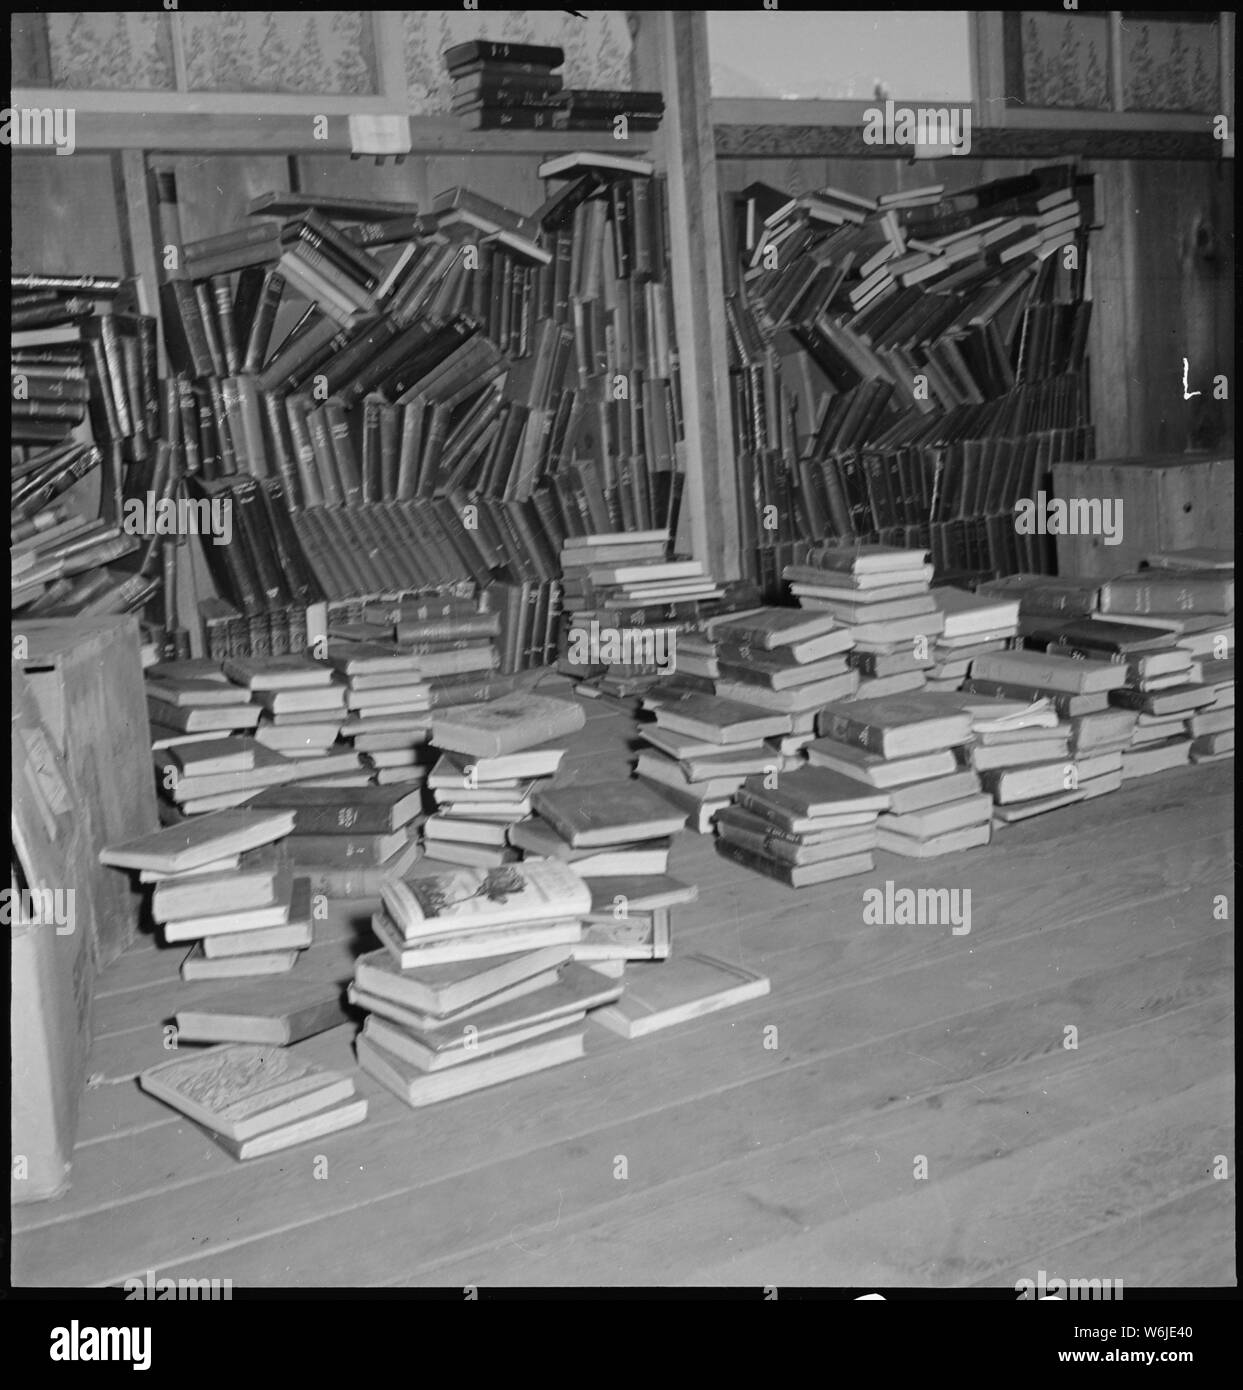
[1051,453,1234,578]
[11,664,96,1203]
[13,614,158,968]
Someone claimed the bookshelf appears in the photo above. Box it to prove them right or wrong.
[10,10,1235,598]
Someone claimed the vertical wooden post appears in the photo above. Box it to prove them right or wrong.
[633,10,741,579]
[114,149,167,371]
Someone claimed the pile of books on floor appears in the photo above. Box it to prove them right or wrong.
[811,694,991,858]
[422,689,586,866]
[140,1044,366,1160]
[146,658,363,819]
[321,639,433,785]
[785,544,941,699]
[443,38,663,133]
[958,649,1125,814]
[98,808,316,983]
[558,529,723,698]
[636,690,793,832]
[353,859,610,1104]
[926,585,1021,690]
[714,764,883,888]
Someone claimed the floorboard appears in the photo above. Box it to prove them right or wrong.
[11,696,1234,1290]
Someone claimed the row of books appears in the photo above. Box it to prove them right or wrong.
[723,165,1096,591]
[442,38,663,134]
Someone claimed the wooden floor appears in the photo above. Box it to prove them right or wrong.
[13,685,1235,1289]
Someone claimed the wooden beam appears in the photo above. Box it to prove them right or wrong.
[714,121,1220,161]
[112,151,166,368]
[6,106,650,158]
[638,11,741,579]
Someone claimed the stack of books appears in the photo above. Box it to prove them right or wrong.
[427,742,562,868]
[322,640,433,781]
[521,778,689,876]
[1190,658,1235,764]
[572,874,696,972]
[355,860,606,1104]
[249,781,426,889]
[784,545,941,700]
[140,1044,366,1160]
[704,603,859,741]
[443,39,568,131]
[807,693,988,855]
[714,764,882,887]
[99,809,304,981]
[223,653,345,761]
[956,650,1128,811]
[146,659,362,817]
[423,690,586,864]
[424,746,557,869]
[926,585,1021,690]
[443,40,663,134]
[637,690,792,831]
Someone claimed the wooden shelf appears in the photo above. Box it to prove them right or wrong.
[8,108,653,158]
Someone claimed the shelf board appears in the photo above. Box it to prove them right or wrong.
[8,109,653,158]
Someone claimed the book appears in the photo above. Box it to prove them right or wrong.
[139,1044,355,1141]
[214,1098,368,1160]
[876,822,992,857]
[151,854,288,924]
[816,696,973,759]
[353,943,573,1018]
[590,954,770,1039]
[361,962,617,1063]
[649,692,791,744]
[357,1026,584,1106]
[381,860,592,940]
[372,910,582,967]
[181,943,300,981]
[431,691,586,757]
[99,809,295,874]
[714,839,874,887]
[248,783,424,834]
[174,979,351,1046]
[528,779,687,848]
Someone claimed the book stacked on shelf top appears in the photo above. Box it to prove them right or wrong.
[140,1044,366,1160]
[442,39,663,134]
[784,544,940,699]
[805,692,989,856]
[443,39,566,132]
[355,859,603,1104]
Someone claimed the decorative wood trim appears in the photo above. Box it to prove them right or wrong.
[5,106,650,157]
[713,121,1220,161]
[650,11,741,580]
[371,13,408,107]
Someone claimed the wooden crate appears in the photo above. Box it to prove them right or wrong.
[1051,453,1234,578]
[11,663,95,1203]
[13,615,158,968]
